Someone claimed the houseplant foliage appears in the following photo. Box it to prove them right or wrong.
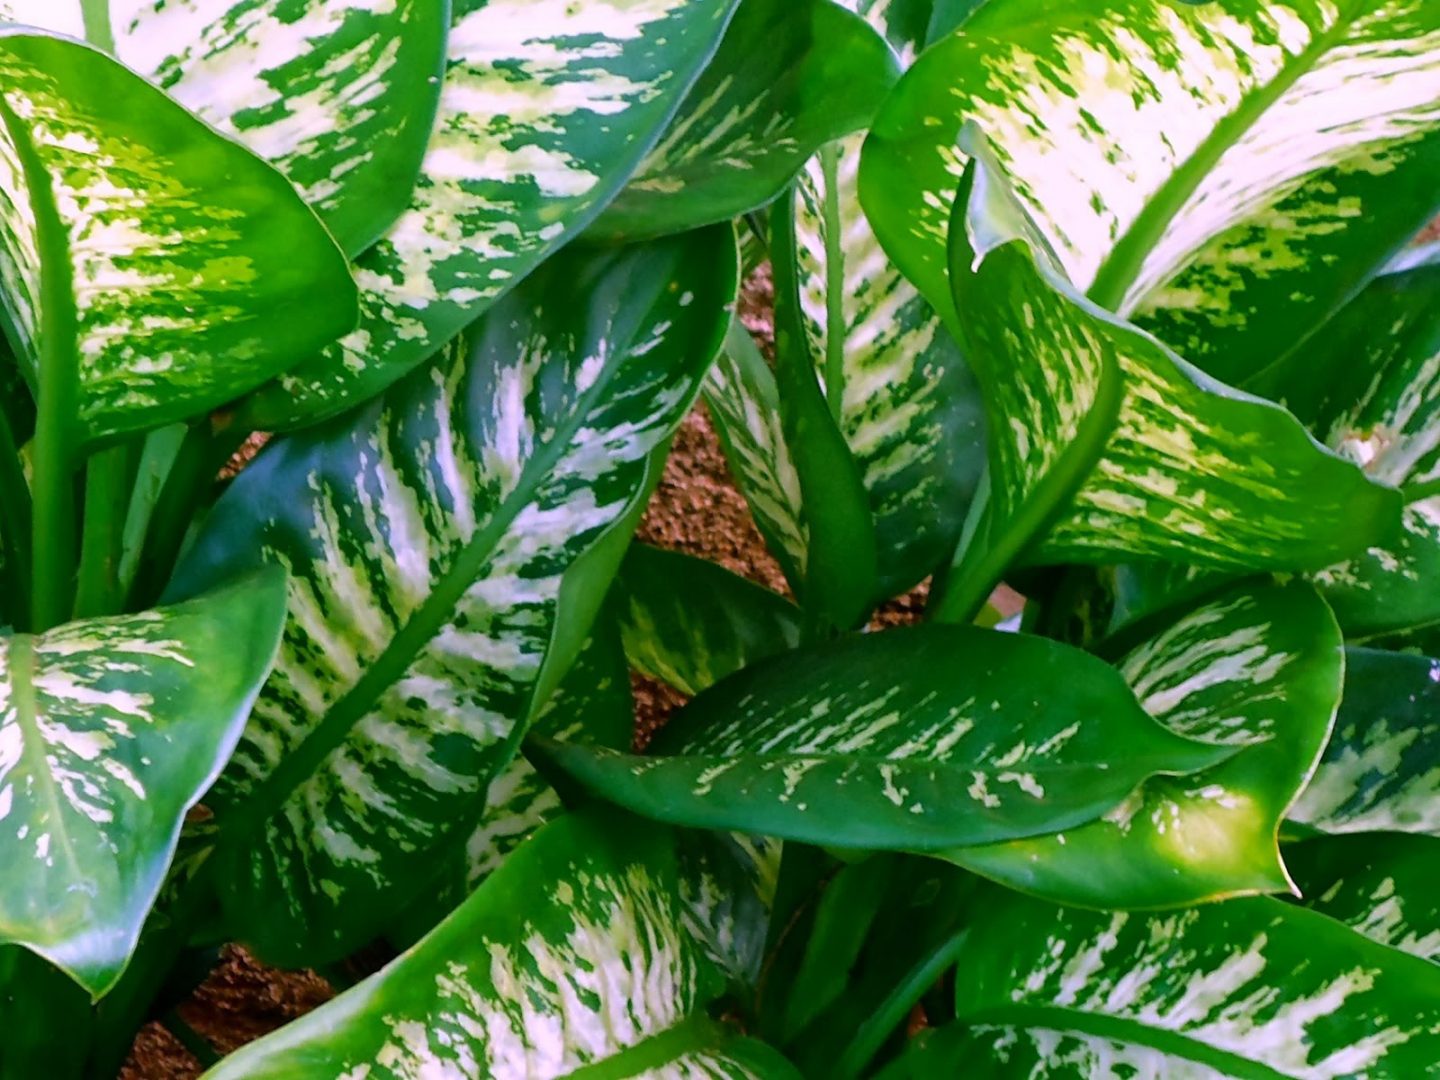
[0,0,1437,1077]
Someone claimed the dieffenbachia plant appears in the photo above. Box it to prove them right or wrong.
[3,0,1440,1076]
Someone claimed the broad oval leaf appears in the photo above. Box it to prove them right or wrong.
[533,623,1234,851]
[616,543,802,698]
[239,0,741,430]
[593,0,900,240]
[949,582,1344,908]
[164,230,737,966]
[0,29,357,442]
[1291,646,1440,836]
[0,569,287,998]
[940,151,1399,586]
[885,892,1440,1077]
[1287,832,1440,964]
[5,0,449,257]
[860,0,1440,383]
[202,809,801,1080]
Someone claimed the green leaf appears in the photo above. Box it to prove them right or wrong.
[938,149,1400,588]
[948,581,1344,908]
[860,0,1440,384]
[593,0,899,240]
[794,134,986,597]
[838,0,986,58]
[0,29,357,443]
[164,230,737,967]
[532,623,1234,851]
[6,0,449,257]
[239,0,742,430]
[1291,647,1440,836]
[883,892,1440,1077]
[202,809,801,1080]
[0,569,287,998]
[390,616,634,948]
[1287,833,1440,963]
[616,544,802,697]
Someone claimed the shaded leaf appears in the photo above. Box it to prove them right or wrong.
[595,0,899,239]
[533,623,1234,851]
[950,582,1343,908]
[165,231,737,966]
[203,809,801,1079]
[860,0,1440,383]
[0,570,287,997]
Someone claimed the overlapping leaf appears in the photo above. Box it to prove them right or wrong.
[1287,833,1440,963]
[860,0,1440,384]
[936,150,1399,599]
[203,810,800,1080]
[1291,647,1440,835]
[240,0,741,429]
[164,231,737,966]
[951,582,1343,908]
[594,0,899,240]
[883,891,1440,1076]
[616,543,801,697]
[534,623,1233,850]
[5,0,448,256]
[0,570,287,998]
[0,30,356,442]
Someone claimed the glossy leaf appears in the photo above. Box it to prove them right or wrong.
[950,582,1344,908]
[595,0,899,239]
[391,617,633,946]
[941,149,1400,586]
[203,810,801,1080]
[533,623,1234,851]
[1291,647,1440,836]
[240,0,741,429]
[884,892,1440,1077]
[1287,832,1440,963]
[616,543,801,697]
[6,0,449,257]
[0,570,287,998]
[860,0,1440,383]
[164,231,737,966]
[0,29,356,442]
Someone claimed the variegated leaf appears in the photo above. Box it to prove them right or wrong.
[1287,833,1440,964]
[390,616,634,948]
[794,133,985,596]
[0,570,287,998]
[703,323,811,593]
[533,623,1234,851]
[950,582,1344,908]
[0,29,356,442]
[4,0,448,257]
[839,0,984,62]
[860,0,1440,384]
[931,149,1399,620]
[617,543,801,697]
[594,0,899,240]
[1291,647,1440,836]
[203,809,801,1080]
[239,0,740,429]
[164,230,737,966]
[885,892,1440,1077]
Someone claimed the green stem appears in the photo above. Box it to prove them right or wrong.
[161,1010,219,1069]
[73,442,135,619]
[818,142,847,426]
[0,94,81,634]
[0,404,32,624]
[832,928,969,1080]
[80,0,117,53]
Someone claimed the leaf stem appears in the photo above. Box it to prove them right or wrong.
[819,142,847,426]
[80,0,117,53]
[74,442,136,618]
[0,93,81,633]
[0,402,33,623]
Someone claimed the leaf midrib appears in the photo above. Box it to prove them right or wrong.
[959,1003,1289,1079]
[1085,0,1367,312]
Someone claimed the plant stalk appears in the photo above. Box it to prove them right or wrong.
[73,442,136,619]
[0,404,33,624]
